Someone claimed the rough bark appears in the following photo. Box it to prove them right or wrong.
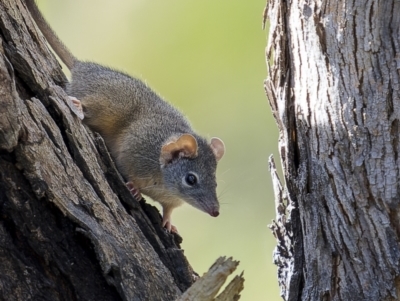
[0,1,196,300]
[265,0,400,300]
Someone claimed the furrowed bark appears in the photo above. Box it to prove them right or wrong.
[0,1,196,300]
[265,0,400,300]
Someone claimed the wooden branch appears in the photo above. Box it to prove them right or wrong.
[177,257,244,301]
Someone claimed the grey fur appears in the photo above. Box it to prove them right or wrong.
[26,0,224,228]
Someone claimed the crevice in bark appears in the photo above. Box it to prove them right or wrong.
[325,103,337,148]
[293,121,301,171]
[368,2,374,36]
[352,16,360,81]
[390,119,399,165]
[387,85,394,119]
[327,176,351,226]
[314,14,327,57]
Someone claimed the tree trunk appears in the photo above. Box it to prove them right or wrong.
[265,0,400,300]
[0,1,195,300]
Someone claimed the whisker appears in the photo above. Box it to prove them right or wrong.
[217,185,230,197]
[219,168,231,177]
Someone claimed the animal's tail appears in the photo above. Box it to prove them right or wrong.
[25,0,76,69]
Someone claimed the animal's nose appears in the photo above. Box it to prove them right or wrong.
[210,210,219,217]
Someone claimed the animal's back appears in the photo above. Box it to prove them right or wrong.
[68,61,194,172]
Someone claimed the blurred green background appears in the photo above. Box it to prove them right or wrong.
[36,1,280,300]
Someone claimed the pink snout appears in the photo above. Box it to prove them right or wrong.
[209,210,220,217]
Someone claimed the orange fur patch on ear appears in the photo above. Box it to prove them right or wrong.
[210,137,225,161]
[160,134,198,165]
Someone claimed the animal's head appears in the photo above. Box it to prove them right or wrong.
[159,134,225,216]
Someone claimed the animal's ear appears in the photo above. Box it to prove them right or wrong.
[160,134,198,166]
[210,137,225,161]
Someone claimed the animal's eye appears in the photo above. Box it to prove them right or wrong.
[185,173,198,186]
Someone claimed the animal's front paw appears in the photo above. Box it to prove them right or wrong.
[163,220,178,233]
[162,211,178,233]
[126,182,143,201]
